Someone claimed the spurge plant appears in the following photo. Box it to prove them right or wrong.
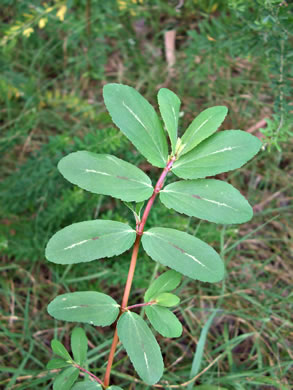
[45,84,262,389]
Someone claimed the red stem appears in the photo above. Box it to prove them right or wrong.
[74,363,103,385]
[138,157,176,235]
[103,157,175,387]
[126,301,156,311]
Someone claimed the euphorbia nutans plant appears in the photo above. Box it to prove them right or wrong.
[45,84,262,389]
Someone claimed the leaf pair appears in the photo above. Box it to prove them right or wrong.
[116,271,183,385]
[48,328,88,390]
[102,84,261,225]
[145,270,183,338]
[103,84,230,165]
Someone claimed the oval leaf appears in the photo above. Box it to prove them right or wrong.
[51,339,72,362]
[72,382,102,390]
[48,292,120,326]
[155,292,180,307]
[71,327,88,365]
[108,387,124,390]
[47,358,70,370]
[158,88,181,154]
[53,366,79,390]
[160,179,253,224]
[173,130,262,179]
[145,305,182,338]
[58,152,153,202]
[142,228,224,283]
[117,311,164,385]
[144,270,181,302]
[45,220,136,264]
[103,84,168,167]
[180,106,228,156]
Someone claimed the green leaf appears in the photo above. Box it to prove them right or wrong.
[117,311,164,385]
[180,106,228,156]
[58,152,153,202]
[108,387,124,390]
[71,327,88,365]
[72,382,102,390]
[123,201,145,225]
[155,292,180,307]
[45,220,136,265]
[188,311,218,390]
[103,84,168,167]
[144,270,181,302]
[51,339,72,362]
[53,366,79,390]
[158,88,181,154]
[142,228,224,283]
[145,305,182,338]
[160,179,253,224]
[48,292,120,326]
[47,358,71,370]
[173,130,262,179]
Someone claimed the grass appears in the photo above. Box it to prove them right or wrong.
[0,1,292,389]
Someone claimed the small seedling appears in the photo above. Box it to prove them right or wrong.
[45,84,261,389]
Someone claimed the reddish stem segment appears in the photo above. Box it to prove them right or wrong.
[103,328,119,387]
[103,157,175,387]
[126,301,156,311]
[74,363,103,385]
[138,157,176,235]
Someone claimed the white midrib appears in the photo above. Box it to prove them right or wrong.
[84,168,152,188]
[64,230,134,251]
[161,189,238,211]
[182,115,211,145]
[174,146,240,169]
[144,232,209,270]
[171,106,177,129]
[122,101,166,163]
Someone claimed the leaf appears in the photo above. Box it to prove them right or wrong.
[48,292,120,326]
[123,201,145,225]
[103,84,168,167]
[51,339,72,362]
[173,130,262,179]
[158,88,181,154]
[108,387,124,390]
[144,270,181,302]
[45,220,136,265]
[47,358,70,370]
[58,152,153,202]
[53,366,79,390]
[142,228,224,283]
[155,292,180,307]
[188,311,218,390]
[145,305,182,338]
[160,179,253,224]
[72,382,102,390]
[117,311,164,385]
[180,106,228,156]
[71,328,88,365]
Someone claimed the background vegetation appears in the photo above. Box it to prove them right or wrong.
[0,0,292,389]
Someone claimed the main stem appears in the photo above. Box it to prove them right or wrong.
[103,157,175,387]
